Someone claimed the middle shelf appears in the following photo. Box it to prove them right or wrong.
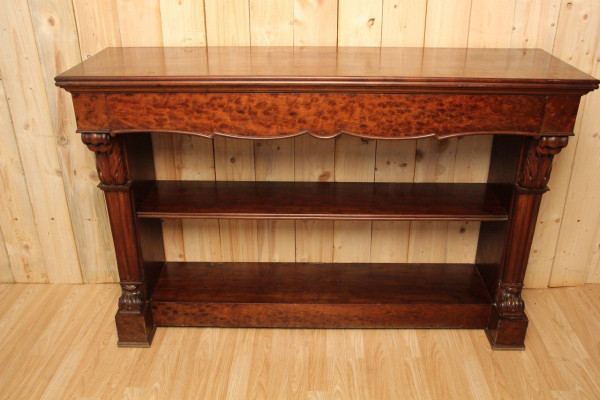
[136,181,509,221]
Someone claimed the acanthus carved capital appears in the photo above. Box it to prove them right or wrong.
[518,136,568,189]
[495,282,525,318]
[81,132,129,186]
[118,282,143,312]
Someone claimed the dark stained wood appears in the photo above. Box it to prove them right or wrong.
[55,47,598,94]
[82,131,164,347]
[151,262,491,328]
[57,46,598,349]
[136,181,509,221]
[105,93,547,140]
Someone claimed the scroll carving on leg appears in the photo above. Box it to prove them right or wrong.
[81,132,156,346]
[487,136,568,349]
[81,132,129,186]
[118,282,144,313]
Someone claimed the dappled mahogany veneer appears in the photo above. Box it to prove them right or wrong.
[56,47,598,349]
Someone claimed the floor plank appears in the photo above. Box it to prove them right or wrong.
[0,283,599,399]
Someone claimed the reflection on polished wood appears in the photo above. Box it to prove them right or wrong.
[56,47,598,93]
[1,283,599,399]
[136,181,509,221]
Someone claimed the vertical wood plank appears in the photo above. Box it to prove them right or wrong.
[381,0,427,46]
[72,0,122,59]
[446,137,492,263]
[0,0,82,283]
[250,0,294,46]
[116,0,163,46]
[159,0,206,46]
[249,0,295,262]
[375,0,426,262]
[551,36,600,286]
[116,1,186,262]
[173,135,221,262]
[0,74,47,282]
[204,0,253,261]
[335,0,382,263]
[293,0,338,46]
[467,0,517,48]
[424,0,472,47]
[292,0,337,262]
[408,139,458,262]
[295,136,335,262]
[585,221,600,283]
[215,137,258,262]
[447,0,516,263]
[254,140,296,262]
[28,0,118,282]
[159,0,213,262]
[333,136,377,262]
[527,0,599,287]
[371,141,416,262]
[338,0,383,46]
[0,227,14,283]
[510,0,561,52]
[204,0,251,46]
[409,0,471,263]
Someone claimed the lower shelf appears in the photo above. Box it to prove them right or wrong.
[151,262,492,328]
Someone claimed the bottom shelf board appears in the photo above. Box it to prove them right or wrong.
[151,262,492,328]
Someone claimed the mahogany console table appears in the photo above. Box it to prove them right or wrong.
[56,47,598,349]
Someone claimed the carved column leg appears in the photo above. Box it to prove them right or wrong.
[485,136,568,349]
[82,132,159,347]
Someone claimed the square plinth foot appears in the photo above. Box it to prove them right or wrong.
[485,306,528,350]
[115,303,156,347]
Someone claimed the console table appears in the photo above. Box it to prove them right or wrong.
[56,47,598,349]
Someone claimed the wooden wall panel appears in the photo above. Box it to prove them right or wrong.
[0,0,81,283]
[409,0,471,263]
[335,1,382,263]
[0,74,47,282]
[72,0,121,59]
[2,0,600,286]
[510,0,561,52]
[445,0,516,263]
[551,34,600,286]
[250,0,296,263]
[0,228,13,283]
[294,137,335,263]
[381,0,427,47]
[28,0,118,283]
[160,0,206,46]
[333,137,377,262]
[205,0,251,46]
[424,0,472,47]
[527,0,599,287]
[338,0,383,47]
[374,0,425,262]
[159,0,211,263]
[293,0,337,262]
[587,223,600,283]
[293,0,337,46]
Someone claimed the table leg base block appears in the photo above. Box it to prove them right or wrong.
[485,306,528,350]
[115,303,156,347]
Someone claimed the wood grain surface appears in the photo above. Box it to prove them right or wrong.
[1,283,600,398]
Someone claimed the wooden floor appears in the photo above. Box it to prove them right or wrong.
[0,285,599,399]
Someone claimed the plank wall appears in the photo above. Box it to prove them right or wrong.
[0,0,598,287]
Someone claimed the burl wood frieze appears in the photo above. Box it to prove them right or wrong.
[72,93,581,139]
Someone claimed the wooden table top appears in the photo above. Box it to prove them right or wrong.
[55,47,598,94]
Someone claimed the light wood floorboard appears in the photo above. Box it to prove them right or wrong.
[0,284,599,399]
